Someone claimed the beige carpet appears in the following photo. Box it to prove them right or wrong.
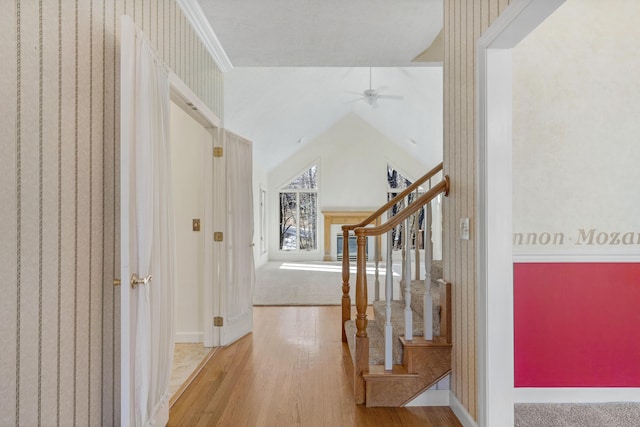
[253,261,402,306]
[515,403,640,427]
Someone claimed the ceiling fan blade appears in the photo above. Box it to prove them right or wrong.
[344,90,364,97]
[378,94,404,100]
[344,97,364,104]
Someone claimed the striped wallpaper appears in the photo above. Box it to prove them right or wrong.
[0,0,223,425]
[442,0,511,421]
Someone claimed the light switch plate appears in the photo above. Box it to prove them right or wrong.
[460,218,470,240]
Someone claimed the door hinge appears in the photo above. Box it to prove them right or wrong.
[214,316,224,327]
[214,231,224,242]
[213,147,223,157]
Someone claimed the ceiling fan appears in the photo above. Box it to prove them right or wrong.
[347,68,404,108]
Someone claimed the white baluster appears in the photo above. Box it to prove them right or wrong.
[404,216,413,341]
[424,201,433,341]
[385,230,393,370]
[375,235,380,302]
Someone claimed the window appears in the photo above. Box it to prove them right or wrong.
[279,164,318,251]
[387,164,424,250]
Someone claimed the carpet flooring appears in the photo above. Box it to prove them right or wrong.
[253,260,402,306]
[515,403,640,427]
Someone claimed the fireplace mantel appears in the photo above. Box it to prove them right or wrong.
[321,210,381,261]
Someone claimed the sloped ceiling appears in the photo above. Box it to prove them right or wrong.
[224,67,442,172]
[196,1,444,172]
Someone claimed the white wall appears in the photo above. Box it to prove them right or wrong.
[512,0,640,254]
[170,101,209,342]
[268,112,434,261]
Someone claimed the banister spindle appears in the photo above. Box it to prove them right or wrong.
[354,228,369,404]
[424,200,433,341]
[341,227,351,342]
[384,230,393,371]
[374,235,380,301]
[404,216,413,341]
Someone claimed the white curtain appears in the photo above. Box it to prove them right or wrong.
[225,133,255,320]
[123,16,175,427]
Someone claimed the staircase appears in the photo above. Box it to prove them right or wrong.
[344,268,452,406]
[339,163,451,407]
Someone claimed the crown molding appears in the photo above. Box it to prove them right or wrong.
[176,0,233,72]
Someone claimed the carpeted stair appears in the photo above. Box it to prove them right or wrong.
[344,260,445,367]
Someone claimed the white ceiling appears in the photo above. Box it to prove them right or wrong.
[223,67,443,172]
[195,1,444,172]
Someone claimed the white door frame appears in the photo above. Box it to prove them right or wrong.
[168,73,220,348]
[476,1,565,426]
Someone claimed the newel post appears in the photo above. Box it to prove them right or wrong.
[354,227,369,404]
[341,226,351,342]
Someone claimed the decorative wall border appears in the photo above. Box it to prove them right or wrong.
[513,251,640,263]
[515,388,640,403]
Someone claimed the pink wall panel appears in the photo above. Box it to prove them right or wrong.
[514,262,640,387]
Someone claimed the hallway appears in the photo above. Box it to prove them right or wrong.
[168,306,461,426]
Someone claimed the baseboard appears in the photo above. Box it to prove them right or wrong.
[449,392,478,427]
[405,390,450,406]
[174,332,204,343]
[515,388,640,403]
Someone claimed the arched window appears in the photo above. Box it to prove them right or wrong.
[387,164,424,250]
[279,164,318,251]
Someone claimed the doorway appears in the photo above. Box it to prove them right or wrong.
[167,100,217,404]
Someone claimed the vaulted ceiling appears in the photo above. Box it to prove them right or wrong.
[194,0,444,171]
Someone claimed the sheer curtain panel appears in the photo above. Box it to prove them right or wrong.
[121,15,176,427]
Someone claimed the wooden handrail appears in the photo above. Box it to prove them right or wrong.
[339,172,448,345]
[350,174,449,403]
[354,176,449,238]
[342,162,443,233]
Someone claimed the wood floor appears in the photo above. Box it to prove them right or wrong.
[168,306,462,426]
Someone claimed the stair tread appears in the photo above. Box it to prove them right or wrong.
[399,336,452,348]
[364,365,419,379]
[372,300,425,337]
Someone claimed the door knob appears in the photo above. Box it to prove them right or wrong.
[130,273,152,289]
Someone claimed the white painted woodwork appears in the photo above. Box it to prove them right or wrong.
[476,1,566,426]
[404,216,413,341]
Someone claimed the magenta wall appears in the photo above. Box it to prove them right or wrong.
[514,262,640,387]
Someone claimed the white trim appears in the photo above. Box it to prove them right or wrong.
[476,1,566,426]
[450,392,478,427]
[405,390,450,407]
[176,0,233,72]
[174,332,204,343]
[513,251,640,263]
[515,388,640,404]
[169,72,221,129]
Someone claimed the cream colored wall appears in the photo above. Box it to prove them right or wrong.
[443,0,512,420]
[0,1,223,425]
[513,0,640,252]
[171,101,209,342]
[267,112,432,261]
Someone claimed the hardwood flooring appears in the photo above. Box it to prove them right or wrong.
[169,306,462,426]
